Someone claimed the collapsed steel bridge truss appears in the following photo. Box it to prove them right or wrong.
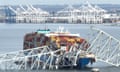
[0,44,86,70]
[87,27,120,66]
[0,27,120,70]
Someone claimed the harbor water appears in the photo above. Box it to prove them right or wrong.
[0,23,120,72]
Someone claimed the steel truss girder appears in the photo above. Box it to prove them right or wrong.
[87,27,120,66]
[0,44,83,70]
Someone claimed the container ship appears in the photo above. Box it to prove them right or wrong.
[23,27,95,69]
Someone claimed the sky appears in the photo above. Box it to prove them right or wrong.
[0,0,120,5]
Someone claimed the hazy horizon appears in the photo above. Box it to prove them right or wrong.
[0,0,120,5]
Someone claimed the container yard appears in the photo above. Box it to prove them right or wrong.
[0,1,120,24]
